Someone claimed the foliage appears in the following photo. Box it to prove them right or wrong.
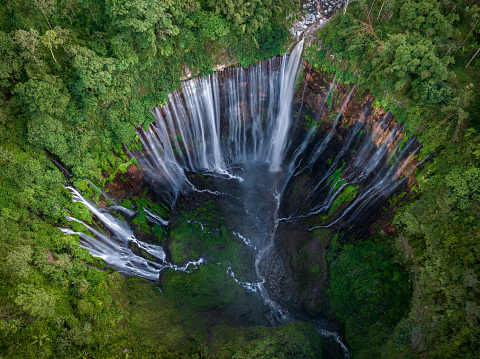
[13,284,56,318]
[0,0,293,185]
[328,184,358,216]
[394,130,480,358]
[123,279,323,358]
[0,1,295,357]
[168,198,253,283]
[3,0,478,357]
[327,236,412,358]
[307,1,480,357]
[306,0,480,151]
[163,263,245,310]
[444,166,480,210]
[222,322,323,359]
[195,11,230,40]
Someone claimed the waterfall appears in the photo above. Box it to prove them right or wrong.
[61,43,422,358]
[135,40,305,195]
[269,39,305,171]
[62,186,203,281]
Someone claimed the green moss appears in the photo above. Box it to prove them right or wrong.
[311,228,331,248]
[108,158,136,184]
[162,263,245,310]
[208,322,323,358]
[169,219,215,263]
[309,264,321,276]
[129,196,169,240]
[327,161,346,192]
[328,185,359,216]
[388,192,407,207]
[116,278,198,357]
[327,237,412,359]
[121,199,132,209]
[132,207,150,233]
[292,248,310,275]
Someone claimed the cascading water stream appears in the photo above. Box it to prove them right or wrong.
[62,186,203,281]
[60,40,422,359]
[135,40,306,198]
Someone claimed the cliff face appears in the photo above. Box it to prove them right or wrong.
[60,59,420,358]
[263,63,419,326]
[100,62,419,320]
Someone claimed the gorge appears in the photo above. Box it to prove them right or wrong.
[1,1,479,358]
[61,39,420,358]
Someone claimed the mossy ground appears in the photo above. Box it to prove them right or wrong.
[108,278,324,358]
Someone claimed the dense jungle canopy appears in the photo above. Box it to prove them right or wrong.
[0,0,479,358]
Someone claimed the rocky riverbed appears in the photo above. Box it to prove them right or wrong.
[291,0,346,41]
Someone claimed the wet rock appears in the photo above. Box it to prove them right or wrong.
[290,0,346,42]
[105,163,145,199]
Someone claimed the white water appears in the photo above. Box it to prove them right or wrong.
[60,43,423,358]
[227,267,259,292]
[270,39,305,171]
[144,208,169,226]
[62,187,203,281]
[134,41,305,195]
[60,226,163,281]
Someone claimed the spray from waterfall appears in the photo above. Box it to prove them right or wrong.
[60,42,422,359]
[133,41,305,197]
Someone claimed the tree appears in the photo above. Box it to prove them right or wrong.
[72,46,116,96]
[3,246,33,279]
[27,114,68,155]
[207,0,253,26]
[372,33,453,103]
[444,167,480,210]
[107,0,174,33]
[195,11,230,41]
[40,27,69,62]
[15,74,70,118]
[399,0,458,45]
[0,32,23,88]
[31,0,56,28]
[106,0,178,60]
[205,0,290,35]
[15,75,70,155]
[14,29,42,65]
[466,47,480,68]
[14,284,56,318]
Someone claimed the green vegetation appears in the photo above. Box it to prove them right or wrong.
[0,0,297,357]
[1,0,480,357]
[131,195,168,238]
[169,199,253,283]
[327,184,358,217]
[163,263,246,310]
[128,278,323,358]
[327,236,412,358]
[327,162,345,191]
[306,0,480,152]
[305,1,480,357]
[0,0,294,183]
[208,322,324,358]
[393,137,480,357]
[170,200,223,262]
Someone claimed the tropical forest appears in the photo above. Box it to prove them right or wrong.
[0,0,479,358]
